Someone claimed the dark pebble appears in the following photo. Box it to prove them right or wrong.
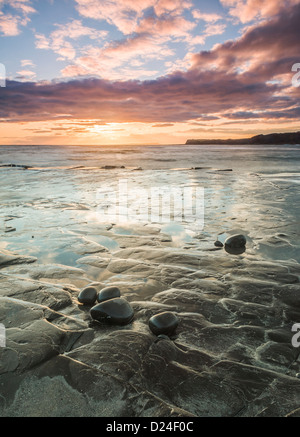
[78,286,98,305]
[214,240,223,247]
[149,312,179,336]
[97,286,121,303]
[225,245,246,255]
[224,234,247,248]
[90,298,134,325]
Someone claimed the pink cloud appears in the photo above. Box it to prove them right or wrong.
[0,13,20,35]
[35,19,107,61]
[221,0,300,23]
[74,0,194,35]
[0,0,35,36]
[153,0,193,16]
[137,14,196,37]
[61,27,177,80]
[74,0,154,35]
[60,2,196,80]
[192,10,223,23]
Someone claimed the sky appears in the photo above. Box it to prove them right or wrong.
[0,0,300,145]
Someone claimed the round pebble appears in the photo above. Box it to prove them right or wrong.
[149,312,179,336]
[224,234,247,248]
[90,298,134,325]
[78,286,98,305]
[97,286,121,303]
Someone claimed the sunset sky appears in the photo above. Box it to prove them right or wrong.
[0,0,300,145]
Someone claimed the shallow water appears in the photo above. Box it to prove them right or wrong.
[0,143,300,273]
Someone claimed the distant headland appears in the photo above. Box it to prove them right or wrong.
[186,131,300,145]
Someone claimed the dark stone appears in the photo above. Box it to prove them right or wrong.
[149,312,179,336]
[97,286,121,303]
[214,240,224,247]
[224,234,247,249]
[225,246,246,255]
[90,298,134,325]
[78,287,98,305]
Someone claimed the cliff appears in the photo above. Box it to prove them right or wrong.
[186,131,300,145]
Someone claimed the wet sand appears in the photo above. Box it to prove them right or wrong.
[0,144,299,417]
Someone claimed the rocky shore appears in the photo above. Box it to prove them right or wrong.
[0,224,300,417]
[0,144,299,417]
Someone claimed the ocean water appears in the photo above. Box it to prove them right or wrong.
[0,144,300,270]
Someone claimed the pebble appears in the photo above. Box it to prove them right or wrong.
[149,312,179,336]
[78,286,98,305]
[97,286,121,303]
[224,234,247,248]
[214,240,223,247]
[90,298,134,325]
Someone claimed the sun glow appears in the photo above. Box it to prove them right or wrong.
[89,123,124,134]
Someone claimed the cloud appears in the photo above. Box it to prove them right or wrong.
[61,32,170,80]
[1,2,299,127]
[220,0,300,23]
[0,67,294,124]
[74,0,193,34]
[16,69,36,80]
[21,59,35,67]
[152,123,174,127]
[191,2,300,85]
[74,0,154,35]
[192,9,223,23]
[0,0,36,36]
[0,13,21,36]
[65,0,198,79]
[35,19,108,61]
